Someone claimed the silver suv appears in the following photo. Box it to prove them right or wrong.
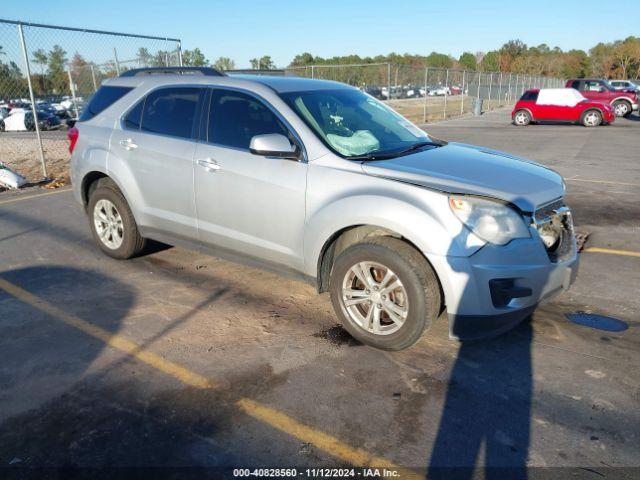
[71,67,578,350]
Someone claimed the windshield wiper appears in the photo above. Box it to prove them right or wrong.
[349,140,446,162]
[394,140,446,156]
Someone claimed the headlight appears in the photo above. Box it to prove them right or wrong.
[449,195,530,245]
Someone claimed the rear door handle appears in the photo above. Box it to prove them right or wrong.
[119,138,138,150]
[197,158,221,171]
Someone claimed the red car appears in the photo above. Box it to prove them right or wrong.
[566,78,638,117]
[512,88,615,127]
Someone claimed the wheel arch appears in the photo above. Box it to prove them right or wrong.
[514,107,535,122]
[580,107,603,124]
[315,224,445,313]
[611,96,633,105]
[80,171,141,225]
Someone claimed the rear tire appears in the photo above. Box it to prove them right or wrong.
[581,109,602,127]
[329,237,441,351]
[87,179,146,259]
[612,100,631,117]
[513,110,531,126]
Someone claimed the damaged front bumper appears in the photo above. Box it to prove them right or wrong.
[427,207,579,341]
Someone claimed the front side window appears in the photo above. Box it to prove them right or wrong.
[124,99,144,130]
[141,87,201,139]
[279,88,430,158]
[208,90,289,149]
[584,81,602,92]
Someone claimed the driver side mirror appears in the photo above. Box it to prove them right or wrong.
[249,134,300,160]
[599,86,606,93]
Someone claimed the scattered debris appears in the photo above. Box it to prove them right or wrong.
[0,162,27,189]
[43,173,70,189]
[565,312,628,332]
[574,231,591,252]
[299,443,311,454]
[195,264,207,270]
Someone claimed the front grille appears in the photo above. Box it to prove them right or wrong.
[534,199,574,262]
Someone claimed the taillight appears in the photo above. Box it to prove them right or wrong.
[67,126,79,154]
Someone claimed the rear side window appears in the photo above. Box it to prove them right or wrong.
[208,89,289,149]
[141,87,201,139]
[520,91,539,102]
[79,86,132,122]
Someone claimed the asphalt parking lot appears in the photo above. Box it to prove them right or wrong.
[1,109,639,478]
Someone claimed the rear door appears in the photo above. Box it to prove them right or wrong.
[110,86,205,239]
[193,88,307,269]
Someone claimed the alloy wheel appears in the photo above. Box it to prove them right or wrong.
[93,199,124,250]
[584,111,601,127]
[341,261,409,335]
[613,103,629,116]
[514,111,529,125]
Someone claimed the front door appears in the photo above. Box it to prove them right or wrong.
[193,88,307,269]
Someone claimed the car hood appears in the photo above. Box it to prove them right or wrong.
[360,142,564,212]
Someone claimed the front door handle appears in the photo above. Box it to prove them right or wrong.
[197,158,221,172]
[119,138,138,150]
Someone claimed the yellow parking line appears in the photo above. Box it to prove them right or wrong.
[237,398,419,477]
[0,278,213,389]
[0,277,419,478]
[0,187,72,206]
[583,247,640,258]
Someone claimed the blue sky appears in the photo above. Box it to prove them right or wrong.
[3,0,639,67]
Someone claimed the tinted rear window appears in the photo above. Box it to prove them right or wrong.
[79,86,132,121]
[520,91,538,102]
[141,87,201,139]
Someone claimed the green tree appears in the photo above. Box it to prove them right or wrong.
[458,52,476,70]
[136,47,153,66]
[47,45,68,95]
[32,49,48,93]
[182,48,208,66]
[250,55,275,70]
[425,52,452,68]
[212,56,235,71]
[289,52,315,67]
[480,51,499,71]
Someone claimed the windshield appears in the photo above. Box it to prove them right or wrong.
[279,88,431,158]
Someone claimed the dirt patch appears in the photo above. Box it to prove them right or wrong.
[312,324,361,347]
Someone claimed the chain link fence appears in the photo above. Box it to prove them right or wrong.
[0,18,181,184]
[285,63,564,124]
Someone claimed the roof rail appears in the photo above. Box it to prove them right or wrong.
[120,67,226,77]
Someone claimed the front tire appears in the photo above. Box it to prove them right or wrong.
[581,109,602,127]
[87,180,146,259]
[513,110,531,126]
[329,237,441,350]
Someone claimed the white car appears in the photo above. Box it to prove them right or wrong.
[3,109,32,131]
[3,108,61,131]
[609,80,639,91]
[428,86,450,96]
